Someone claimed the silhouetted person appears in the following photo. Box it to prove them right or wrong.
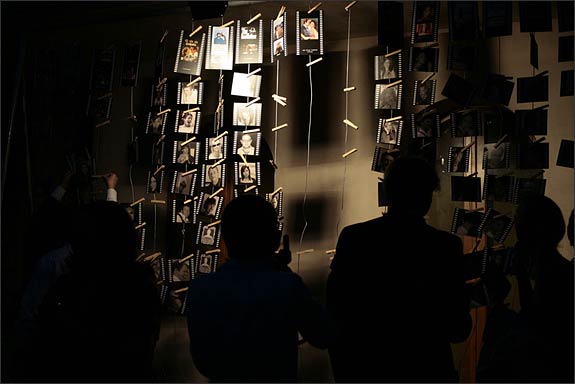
[186,195,332,382]
[327,156,471,382]
[35,201,161,382]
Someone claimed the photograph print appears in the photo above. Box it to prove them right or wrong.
[147,170,164,194]
[120,42,141,87]
[231,72,262,98]
[177,82,203,105]
[146,112,166,135]
[197,192,222,219]
[296,10,324,55]
[377,118,402,146]
[447,146,470,173]
[233,131,261,156]
[371,146,400,173]
[483,2,512,38]
[235,162,258,185]
[206,26,234,70]
[151,82,167,108]
[202,163,224,189]
[174,30,205,76]
[236,20,263,64]
[172,170,196,196]
[451,176,482,202]
[409,46,439,72]
[411,113,440,138]
[413,80,436,106]
[375,84,402,110]
[173,141,199,165]
[271,14,287,60]
[197,222,221,248]
[451,110,481,137]
[451,207,484,237]
[375,52,402,81]
[266,191,283,217]
[411,1,440,44]
[483,143,510,169]
[197,252,218,274]
[169,259,192,283]
[483,175,514,203]
[448,1,479,41]
[233,102,262,127]
[172,196,193,224]
[175,110,200,134]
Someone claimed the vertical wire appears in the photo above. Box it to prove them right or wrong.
[129,86,135,202]
[22,94,34,214]
[274,59,280,160]
[153,193,157,250]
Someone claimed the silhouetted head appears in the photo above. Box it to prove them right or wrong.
[221,195,281,260]
[384,157,440,217]
[70,201,138,269]
[515,194,565,250]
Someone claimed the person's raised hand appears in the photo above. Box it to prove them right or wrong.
[102,172,119,189]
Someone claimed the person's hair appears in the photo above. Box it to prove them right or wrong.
[221,195,280,260]
[515,194,565,249]
[240,165,250,177]
[175,262,188,272]
[203,197,216,210]
[384,156,439,216]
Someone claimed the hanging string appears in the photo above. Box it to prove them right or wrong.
[129,86,135,202]
[274,59,280,160]
[153,192,158,250]
[22,93,34,214]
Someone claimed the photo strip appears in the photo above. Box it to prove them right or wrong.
[172,140,200,166]
[447,146,470,173]
[200,163,225,189]
[147,170,165,194]
[231,72,262,98]
[196,252,219,275]
[146,112,167,135]
[196,222,221,248]
[411,113,440,138]
[408,46,439,72]
[174,30,205,76]
[171,170,197,196]
[233,131,261,156]
[374,83,402,110]
[374,52,402,81]
[205,26,234,70]
[234,162,260,186]
[236,20,263,64]
[271,13,288,60]
[233,102,262,127]
[174,110,201,134]
[296,10,324,55]
[410,1,440,44]
[204,136,228,161]
[451,110,481,137]
[413,80,436,106]
[177,82,204,105]
[377,118,403,146]
[196,192,224,220]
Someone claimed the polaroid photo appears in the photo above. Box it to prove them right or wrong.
[374,83,402,110]
[517,75,549,103]
[174,30,205,76]
[121,42,142,87]
[196,251,219,275]
[174,110,201,134]
[411,113,440,138]
[483,175,515,203]
[482,212,514,244]
[234,162,261,186]
[146,112,167,135]
[151,82,167,108]
[266,191,283,218]
[413,80,436,106]
[236,20,263,64]
[171,196,194,224]
[177,82,204,105]
[447,44,477,72]
[410,1,440,44]
[557,139,574,168]
[558,36,574,63]
[377,181,389,207]
[371,147,400,173]
[121,201,143,227]
[515,108,548,136]
[90,48,116,93]
[233,131,261,156]
[561,70,574,97]
[196,222,221,248]
[377,118,403,146]
[205,136,228,161]
[517,142,549,169]
[171,170,197,196]
[448,1,479,41]
[172,140,200,166]
[152,142,165,166]
[442,73,474,106]
[149,256,165,283]
[410,137,437,165]
[483,2,512,38]
[519,1,552,33]
[271,14,288,61]
[483,143,511,170]
[408,46,439,72]
[196,192,224,220]
[481,74,514,106]
[447,146,470,173]
[451,176,482,202]
[296,10,324,55]
[147,170,165,194]
[168,258,194,283]
[451,207,484,237]
[558,1,574,32]
[375,52,402,81]
[205,26,234,70]
[231,72,262,98]
[233,102,262,126]
[451,110,481,137]
[513,177,546,204]
[200,163,225,189]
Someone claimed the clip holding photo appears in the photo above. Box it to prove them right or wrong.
[306,57,323,67]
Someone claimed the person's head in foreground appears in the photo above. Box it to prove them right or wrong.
[384,156,440,217]
[221,194,280,260]
[515,194,565,253]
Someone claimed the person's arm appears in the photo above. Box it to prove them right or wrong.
[102,173,118,202]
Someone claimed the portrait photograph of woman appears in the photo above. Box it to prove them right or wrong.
[375,54,401,80]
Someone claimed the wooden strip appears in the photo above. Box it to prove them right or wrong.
[247,13,262,25]
[272,123,288,132]
[342,148,358,158]
[306,57,323,67]
[209,187,224,198]
[189,25,203,37]
[308,2,322,13]
[130,197,145,207]
[344,1,357,11]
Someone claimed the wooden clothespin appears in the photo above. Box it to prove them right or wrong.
[343,119,359,130]
[246,68,261,77]
[187,77,202,87]
[209,187,224,198]
[205,249,220,255]
[239,153,249,166]
[272,187,283,196]
[296,249,315,255]
[174,287,189,294]
[213,130,228,143]
[220,20,234,28]
[245,97,260,107]
[160,30,169,43]
[244,185,257,192]
[153,165,165,176]
[179,254,194,263]
[306,57,323,67]
[247,13,262,25]
[180,137,196,146]
[342,148,358,158]
[494,134,508,149]
[151,199,166,205]
[95,120,111,128]
[276,5,286,20]
[181,169,197,176]
[272,123,288,132]
[156,109,170,116]
[385,49,402,58]
[343,86,356,92]
[207,220,221,228]
[386,115,402,122]
[189,26,203,37]
[212,158,226,167]
[308,2,322,13]
[344,1,357,11]
[130,197,145,207]
[135,222,146,230]
[466,172,478,178]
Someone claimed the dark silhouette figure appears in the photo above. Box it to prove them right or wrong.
[327,157,472,382]
[485,195,574,382]
[34,201,161,382]
[568,209,574,247]
[186,195,331,382]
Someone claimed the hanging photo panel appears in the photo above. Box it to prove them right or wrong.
[517,142,549,169]
[151,82,167,108]
[451,207,484,237]
[374,83,402,110]
[233,131,261,156]
[266,191,283,218]
[174,30,206,76]
[173,140,200,166]
[371,147,400,173]
[482,143,511,170]
[152,142,165,166]
[375,52,402,81]
[451,176,482,202]
[447,44,478,72]
[200,163,225,189]
[171,170,197,197]
[171,196,195,224]
[409,47,439,72]
[147,170,165,194]
[233,102,262,126]
[231,72,262,98]
[168,258,195,283]
[195,191,224,221]
[377,118,403,146]
[146,112,167,135]
[271,13,288,60]
[196,251,219,275]
[90,47,116,94]
[483,175,515,203]
[515,108,547,136]
[205,26,234,70]
[205,136,228,161]
[196,222,222,248]
[413,80,436,106]
[236,20,263,64]
[234,162,261,186]
[411,113,440,138]
[174,110,201,135]
[451,110,481,137]
[177,82,204,105]
[447,146,470,173]
[410,1,440,44]
[513,177,546,204]
[296,10,324,55]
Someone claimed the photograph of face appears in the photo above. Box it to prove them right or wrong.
[178,111,197,134]
[410,47,438,72]
[375,55,398,80]
[175,172,193,195]
[208,138,223,160]
[300,18,319,40]
[239,163,256,184]
[274,17,284,40]
[176,143,195,165]
[449,147,468,173]
[200,195,219,217]
[153,143,164,165]
[123,206,136,224]
[180,83,199,104]
[238,109,255,126]
[415,80,434,105]
[176,204,191,223]
[237,133,256,156]
[483,143,508,169]
[205,164,222,188]
[147,113,165,135]
[453,112,479,137]
[199,254,213,273]
[414,115,437,138]
[152,83,166,107]
[172,261,191,282]
[274,39,285,56]
[372,147,399,173]
[233,103,261,127]
[213,31,227,45]
[379,119,400,145]
[147,172,161,193]
[414,2,436,41]
[376,85,399,109]
[231,73,261,98]
[200,227,216,246]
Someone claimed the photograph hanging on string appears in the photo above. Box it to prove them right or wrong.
[482,143,511,169]
[483,175,515,203]
[171,171,197,197]
[408,46,439,72]
[206,26,234,70]
[196,222,221,248]
[271,14,287,60]
[171,196,194,224]
[151,82,167,108]
[205,136,227,161]
[233,131,261,156]
[120,42,141,87]
[413,80,436,106]
[447,146,470,173]
[451,110,481,137]
[147,170,164,194]
[377,118,403,146]
[201,163,224,189]
[196,192,223,220]
[374,52,402,81]
[296,10,324,55]
[236,20,263,64]
[177,82,203,105]
[451,207,484,238]
[411,113,440,138]
[146,112,167,135]
[233,102,262,126]
[172,141,200,166]
[168,258,194,283]
[196,252,219,275]
[450,176,482,202]
[234,162,260,186]
[175,110,201,134]
[231,72,262,98]
[174,30,205,76]
[410,1,440,44]
[374,83,402,110]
